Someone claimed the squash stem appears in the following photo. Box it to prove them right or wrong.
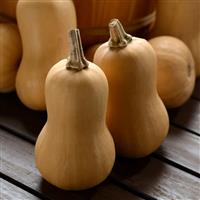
[109,19,132,48]
[66,29,88,70]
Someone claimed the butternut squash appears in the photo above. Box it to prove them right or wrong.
[74,0,156,47]
[149,36,195,108]
[16,0,76,110]
[0,22,22,92]
[151,0,200,76]
[94,19,169,158]
[35,29,115,190]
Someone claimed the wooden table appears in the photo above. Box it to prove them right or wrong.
[0,79,200,200]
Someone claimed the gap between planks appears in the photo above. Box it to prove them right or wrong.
[0,122,199,179]
[0,173,46,200]
[0,128,147,200]
[0,126,199,199]
[0,78,199,199]
[0,178,42,200]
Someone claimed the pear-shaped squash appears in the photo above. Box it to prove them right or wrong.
[94,19,169,158]
[149,36,195,108]
[150,0,200,76]
[35,29,115,190]
[16,0,76,110]
[0,22,22,92]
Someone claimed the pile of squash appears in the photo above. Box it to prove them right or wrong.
[0,0,199,190]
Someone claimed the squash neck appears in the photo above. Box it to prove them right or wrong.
[108,19,132,48]
[66,29,88,71]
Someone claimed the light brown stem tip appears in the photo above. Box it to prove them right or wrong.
[66,29,88,71]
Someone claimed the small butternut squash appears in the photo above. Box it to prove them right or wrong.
[35,29,115,190]
[149,36,195,108]
[16,0,76,110]
[150,0,200,76]
[0,22,22,92]
[94,19,169,158]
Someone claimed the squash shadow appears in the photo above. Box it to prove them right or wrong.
[37,154,165,198]
[168,98,200,133]
[39,177,120,200]
[0,92,46,141]
[111,155,165,193]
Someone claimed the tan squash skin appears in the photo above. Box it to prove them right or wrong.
[16,0,76,110]
[149,36,195,108]
[35,30,115,190]
[94,20,169,158]
[151,0,200,76]
[0,22,22,92]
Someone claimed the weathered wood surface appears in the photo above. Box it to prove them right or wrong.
[158,126,200,174]
[0,178,40,200]
[0,91,199,141]
[0,78,199,200]
[170,99,200,135]
[0,128,142,200]
[0,92,46,142]
[112,157,200,200]
[1,128,199,200]
[0,92,199,176]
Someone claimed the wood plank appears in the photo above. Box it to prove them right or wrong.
[0,92,46,142]
[1,93,199,175]
[0,89,199,199]
[1,128,199,200]
[0,128,142,200]
[193,78,200,99]
[0,178,40,200]
[170,99,200,135]
[89,184,143,200]
[112,157,200,200]
[0,87,200,198]
[157,126,200,174]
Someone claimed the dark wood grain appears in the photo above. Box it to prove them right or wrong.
[90,184,142,200]
[157,126,200,174]
[0,92,46,142]
[1,94,199,176]
[0,128,142,200]
[170,99,200,135]
[1,93,199,139]
[112,157,200,200]
[0,93,199,177]
[0,178,41,200]
[193,78,200,99]
[0,86,200,199]
[1,128,199,200]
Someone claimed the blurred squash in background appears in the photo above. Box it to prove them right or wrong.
[0,22,22,92]
[150,0,200,77]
